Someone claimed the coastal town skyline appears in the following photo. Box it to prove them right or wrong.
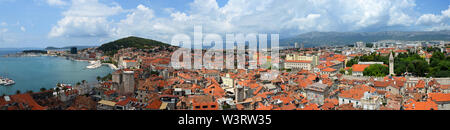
[1,1,450,129]
[0,0,450,48]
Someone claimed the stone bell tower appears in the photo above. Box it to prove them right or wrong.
[389,52,394,76]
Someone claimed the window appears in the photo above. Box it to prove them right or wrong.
[202,105,208,109]
[211,105,216,108]
[195,106,200,109]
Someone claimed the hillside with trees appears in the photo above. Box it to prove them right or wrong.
[97,36,172,56]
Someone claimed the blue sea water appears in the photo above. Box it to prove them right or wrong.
[0,53,113,95]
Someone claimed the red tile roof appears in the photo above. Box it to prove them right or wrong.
[374,81,391,88]
[8,94,46,110]
[322,67,337,72]
[403,99,438,110]
[301,103,319,110]
[428,93,450,102]
[339,85,376,100]
[351,64,371,72]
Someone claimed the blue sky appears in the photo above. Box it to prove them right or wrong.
[0,0,449,48]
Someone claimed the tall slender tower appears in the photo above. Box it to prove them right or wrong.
[389,52,394,76]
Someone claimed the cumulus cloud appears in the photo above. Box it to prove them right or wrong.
[416,5,450,31]
[48,0,123,38]
[48,0,450,44]
[146,0,420,36]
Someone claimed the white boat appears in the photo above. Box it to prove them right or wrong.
[0,79,5,85]
[0,77,15,86]
[4,79,14,86]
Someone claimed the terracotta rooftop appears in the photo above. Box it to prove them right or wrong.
[322,67,337,72]
[339,85,376,100]
[428,93,450,102]
[351,64,371,72]
[403,99,438,110]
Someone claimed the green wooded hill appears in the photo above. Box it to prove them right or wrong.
[97,36,171,56]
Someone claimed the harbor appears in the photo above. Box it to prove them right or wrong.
[0,56,114,95]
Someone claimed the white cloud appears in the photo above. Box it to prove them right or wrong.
[0,22,7,26]
[20,26,26,32]
[153,0,419,35]
[416,5,450,30]
[443,6,450,17]
[49,0,123,38]
[47,0,450,45]
[46,0,67,6]
[417,14,444,25]
[112,4,165,40]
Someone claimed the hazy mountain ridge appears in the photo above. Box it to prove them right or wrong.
[281,30,450,47]
[45,46,97,50]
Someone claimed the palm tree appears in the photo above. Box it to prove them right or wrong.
[40,87,47,92]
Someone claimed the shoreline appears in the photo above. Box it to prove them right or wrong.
[2,53,119,70]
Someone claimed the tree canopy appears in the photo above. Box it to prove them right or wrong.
[363,64,389,77]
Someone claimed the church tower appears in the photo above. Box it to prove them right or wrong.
[389,52,394,76]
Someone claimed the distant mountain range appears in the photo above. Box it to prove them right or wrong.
[45,46,97,50]
[280,30,450,47]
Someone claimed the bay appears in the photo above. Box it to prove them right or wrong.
[0,55,113,95]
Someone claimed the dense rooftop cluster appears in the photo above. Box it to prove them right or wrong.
[1,39,450,110]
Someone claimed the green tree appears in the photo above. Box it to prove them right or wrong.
[339,68,345,74]
[346,58,358,67]
[16,90,21,94]
[408,60,429,77]
[394,53,431,77]
[40,87,47,92]
[363,64,389,77]
[428,51,450,77]
[430,51,445,67]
